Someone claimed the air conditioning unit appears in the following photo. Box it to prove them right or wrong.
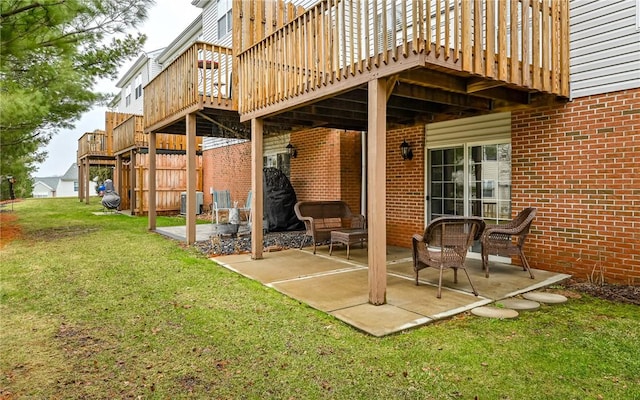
[180,191,204,215]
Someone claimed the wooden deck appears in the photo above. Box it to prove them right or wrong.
[143,42,237,135]
[236,0,570,127]
[142,0,570,135]
[113,114,203,155]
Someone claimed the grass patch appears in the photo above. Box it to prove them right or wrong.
[1,198,639,398]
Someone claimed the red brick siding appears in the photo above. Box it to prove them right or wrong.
[512,88,640,285]
[386,126,426,248]
[339,131,363,213]
[202,142,252,209]
[289,128,362,213]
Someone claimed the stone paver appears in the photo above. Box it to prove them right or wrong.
[496,298,541,311]
[471,306,519,319]
[523,291,568,304]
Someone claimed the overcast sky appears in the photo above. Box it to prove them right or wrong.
[34,0,201,177]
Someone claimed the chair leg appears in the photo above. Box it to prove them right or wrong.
[437,267,444,299]
[461,268,479,296]
[520,251,535,279]
[482,251,490,278]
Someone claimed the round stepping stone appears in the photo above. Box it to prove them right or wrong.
[496,298,540,311]
[471,306,519,319]
[522,291,568,304]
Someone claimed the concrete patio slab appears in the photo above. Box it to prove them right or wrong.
[212,248,570,336]
[215,251,365,284]
[154,226,571,336]
[331,303,432,337]
[269,268,370,312]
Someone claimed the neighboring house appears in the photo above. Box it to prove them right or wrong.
[32,177,59,198]
[33,163,96,198]
[109,48,164,114]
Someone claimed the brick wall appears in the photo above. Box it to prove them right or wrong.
[289,128,362,213]
[289,125,425,246]
[386,126,426,247]
[512,88,640,285]
[202,141,252,209]
[339,131,362,213]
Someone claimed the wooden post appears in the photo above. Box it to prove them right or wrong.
[147,131,157,231]
[84,159,91,205]
[78,160,84,202]
[186,113,197,245]
[115,154,122,196]
[130,150,136,215]
[367,78,387,306]
[251,118,264,260]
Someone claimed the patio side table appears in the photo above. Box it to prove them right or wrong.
[329,228,368,260]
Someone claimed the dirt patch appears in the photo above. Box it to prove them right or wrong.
[558,278,640,306]
[23,226,100,241]
[0,212,21,248]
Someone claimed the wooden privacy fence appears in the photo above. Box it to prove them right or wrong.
[144,42,234,131]
[237,0,570,114]
[130,153,203,214]
[113,115,202,154]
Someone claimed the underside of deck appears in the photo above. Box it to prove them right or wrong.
[242,54,565,132]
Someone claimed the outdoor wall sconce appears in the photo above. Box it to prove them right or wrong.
[286,142,298,158]
[400,140,413,160]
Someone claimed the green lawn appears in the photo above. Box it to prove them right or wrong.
[1,198,638,399]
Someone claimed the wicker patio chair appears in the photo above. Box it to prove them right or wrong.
[480,207,537,279]
[412,216,485,298]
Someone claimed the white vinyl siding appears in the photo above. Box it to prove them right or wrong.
[201,1,216,43]
[425,112,512,148]
[570,0,640,98]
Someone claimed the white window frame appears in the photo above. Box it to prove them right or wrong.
[134,74,142,99]
[217,0,232,40]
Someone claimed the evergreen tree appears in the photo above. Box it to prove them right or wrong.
[0,0,154,199]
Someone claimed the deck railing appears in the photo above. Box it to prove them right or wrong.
[113,115,145,153]
[114,115,203,152]
[144,42,234,131]
[238,0,570,114]
[77,130,111,158]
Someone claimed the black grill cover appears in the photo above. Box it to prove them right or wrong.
[101,179,121,210]
[263,167,304,232]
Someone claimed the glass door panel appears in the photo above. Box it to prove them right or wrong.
[469,143,512,225]
[429,146,464,221]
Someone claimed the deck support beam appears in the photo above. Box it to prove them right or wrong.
[147,131,157,231]
[367,78,387,306]
[186,113,197,244]
[78,159,85,203]
[114,154,122,197]
[130,149,136,215]
[83,159,90,205]
[251,118,264,260]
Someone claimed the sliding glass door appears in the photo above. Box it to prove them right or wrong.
[428,143,512,224]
